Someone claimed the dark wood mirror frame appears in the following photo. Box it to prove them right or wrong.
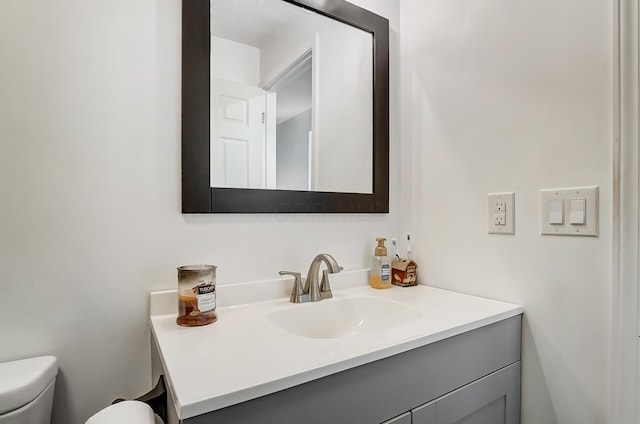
[182,0,389,213]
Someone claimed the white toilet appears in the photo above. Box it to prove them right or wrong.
[0,356,161,424]
[0,356,58,424]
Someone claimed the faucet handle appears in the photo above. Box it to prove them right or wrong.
[279,271,305,303]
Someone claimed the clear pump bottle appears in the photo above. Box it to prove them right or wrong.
[370,237,391,289]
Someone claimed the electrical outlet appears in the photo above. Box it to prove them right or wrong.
[488,192,515,234]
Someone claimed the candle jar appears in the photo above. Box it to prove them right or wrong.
[176,265,218,327]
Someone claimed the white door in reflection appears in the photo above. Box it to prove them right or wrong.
[211,79,266,189]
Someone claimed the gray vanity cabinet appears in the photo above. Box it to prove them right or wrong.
[181,315,522,424]
[411,362,520,424]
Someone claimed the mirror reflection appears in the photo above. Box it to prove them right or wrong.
[210,0,373,193]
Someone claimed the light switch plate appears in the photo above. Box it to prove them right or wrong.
[540,186,598,236]
[488,192,515,235]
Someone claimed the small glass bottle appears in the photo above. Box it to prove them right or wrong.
[370,238,391,289]
[176,265,218,327]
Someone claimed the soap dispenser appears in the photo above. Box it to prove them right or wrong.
[370,237,391,289]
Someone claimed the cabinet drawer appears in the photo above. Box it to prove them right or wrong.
[412,362,520,424]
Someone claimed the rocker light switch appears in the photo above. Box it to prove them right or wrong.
[549,199,564,225]
[540,186,598,236]
[570,198,586,225]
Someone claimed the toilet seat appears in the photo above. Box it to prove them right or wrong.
[85,401,161,424]
[0,356,57,415]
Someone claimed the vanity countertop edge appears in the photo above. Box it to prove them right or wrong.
[149,269,523,420]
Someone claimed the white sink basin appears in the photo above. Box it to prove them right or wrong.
[267,296,422,339]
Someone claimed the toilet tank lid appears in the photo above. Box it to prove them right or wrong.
[0,356,58,415]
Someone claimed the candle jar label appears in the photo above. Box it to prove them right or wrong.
[196,284,216,312]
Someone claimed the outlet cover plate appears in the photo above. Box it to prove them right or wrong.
[540,186,598,236]
[488,192,515,235]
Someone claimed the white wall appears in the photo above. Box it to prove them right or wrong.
[260,18,314,87]
[0,1,400,423]
[2,0,613,422]
[312,22,373,194]
[400,0,612,423]
[211,36,260,86]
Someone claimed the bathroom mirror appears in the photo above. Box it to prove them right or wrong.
[182,0,389,213]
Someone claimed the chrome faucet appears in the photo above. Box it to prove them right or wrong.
[279,254,343,303]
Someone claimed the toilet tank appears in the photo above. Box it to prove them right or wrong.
[0,356,58,424]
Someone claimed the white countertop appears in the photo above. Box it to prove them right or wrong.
[150,271,522,420]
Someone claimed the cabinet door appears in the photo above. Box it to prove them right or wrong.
[412,362,520,424]
[382,412,411,424]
